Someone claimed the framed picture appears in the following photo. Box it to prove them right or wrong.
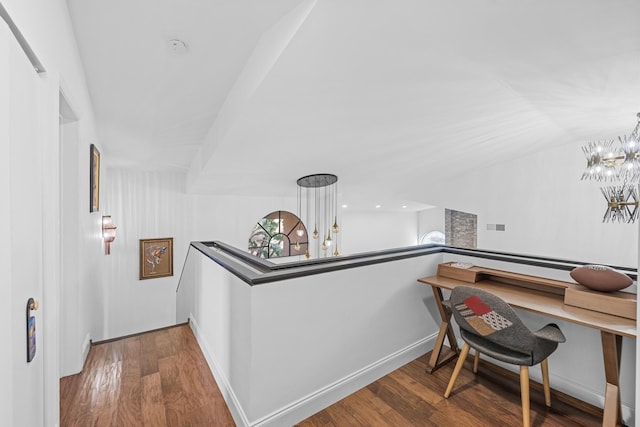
[90,144,100,212]
[139,237,174,280]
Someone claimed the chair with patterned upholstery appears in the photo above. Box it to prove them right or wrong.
[443,286,566,427]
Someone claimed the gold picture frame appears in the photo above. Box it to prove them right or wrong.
[90,144,100,212]
[139,237,174,280]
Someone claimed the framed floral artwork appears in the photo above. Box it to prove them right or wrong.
[139,237,174,280]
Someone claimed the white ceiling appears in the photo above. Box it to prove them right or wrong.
[66,0,640,210]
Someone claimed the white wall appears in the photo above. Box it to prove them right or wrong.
[100,169,194,339]
[100,173,295,340]
[60,120,82,376]
[425,142,637,267]
[418,206,445,242]
[340,210,419,255]
[98,181,305,340]
[100,184,425,341]
[180,248,442,426]
[193,194,298,249]
[184,243,637,425]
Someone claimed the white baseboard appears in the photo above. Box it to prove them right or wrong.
[188,316,251,427]
[189,314,437,427]
[553,374,634,425]
[81,333,91,366]
[252,333,436,427]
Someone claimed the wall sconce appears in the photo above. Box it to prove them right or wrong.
[102,215,117,255]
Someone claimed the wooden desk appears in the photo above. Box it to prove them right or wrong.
[418,265,636,427]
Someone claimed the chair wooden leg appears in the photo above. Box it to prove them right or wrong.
[520,366,530,427]
[444,343,470,398]
[540,359,551,407]
[473,350,480,374]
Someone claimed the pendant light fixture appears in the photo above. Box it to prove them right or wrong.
[296,174,340,258]
[581,113,640,223]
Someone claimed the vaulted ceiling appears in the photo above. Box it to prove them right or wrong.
[66,0,640,210]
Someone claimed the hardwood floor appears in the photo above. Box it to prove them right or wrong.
[60,324,234,427]
[61,325,602,427]
[297,355,602,427]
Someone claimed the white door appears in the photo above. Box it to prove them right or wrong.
[0,18,47,427]
[0,18,14,425]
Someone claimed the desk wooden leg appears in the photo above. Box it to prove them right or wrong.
[425,287,459,373]
[600,331,623,427]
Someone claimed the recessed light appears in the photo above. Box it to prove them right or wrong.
[341,204,348,208]
[402,205,408,209]
[375,205,381,209]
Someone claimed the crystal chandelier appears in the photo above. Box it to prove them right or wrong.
[581,113,640,223]
[296,174,340,258]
